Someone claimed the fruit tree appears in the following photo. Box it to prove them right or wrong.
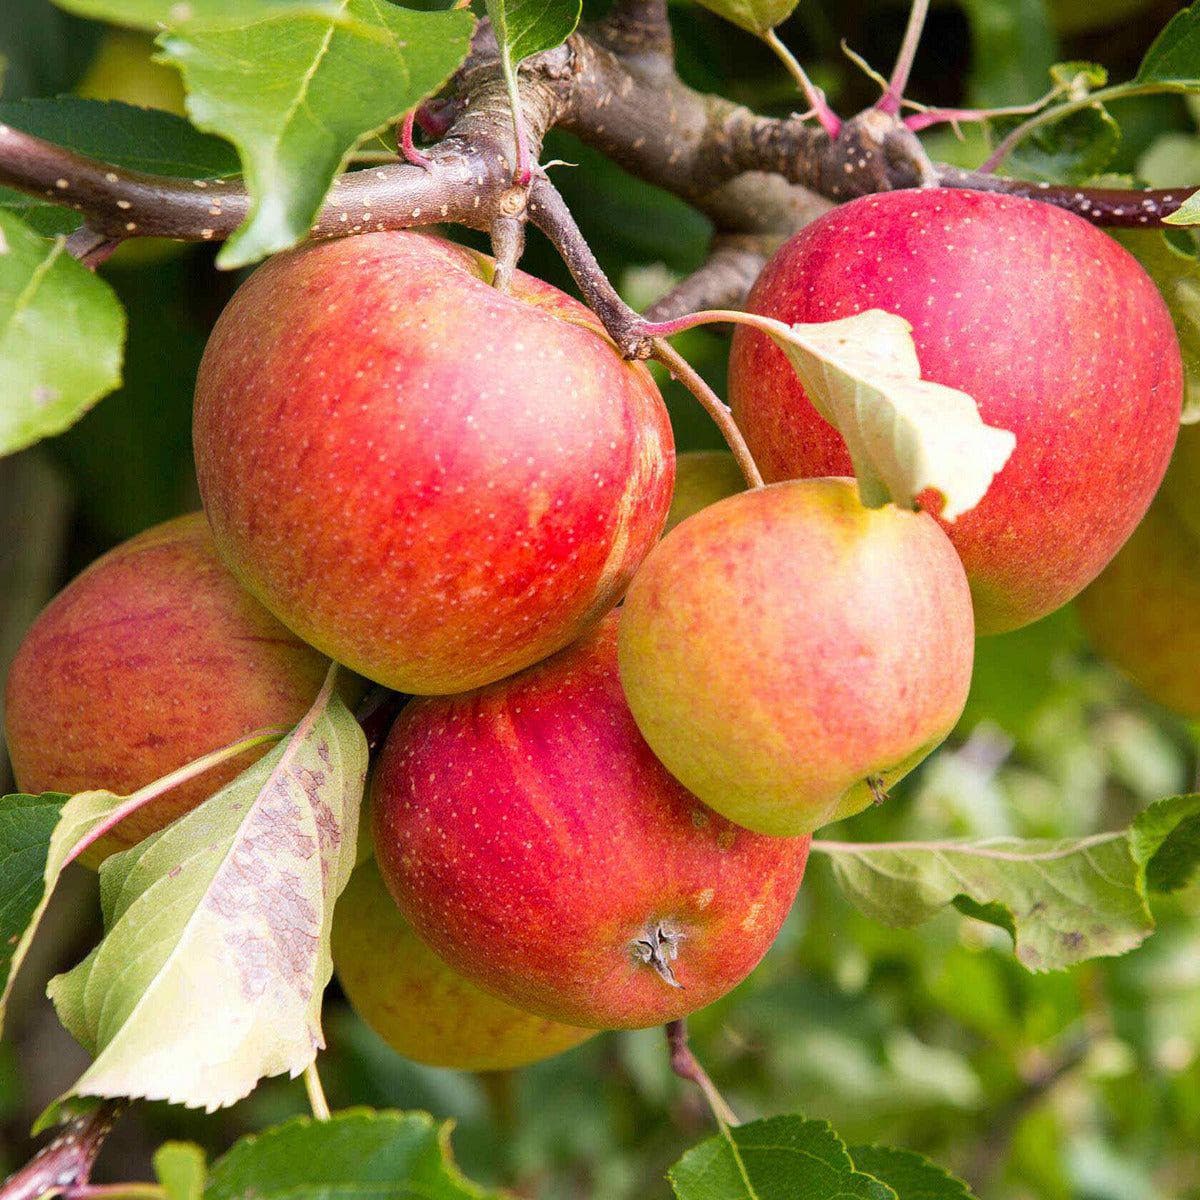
[2,0,1200,1196]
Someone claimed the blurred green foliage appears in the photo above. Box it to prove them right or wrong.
[1,0,1199,1196]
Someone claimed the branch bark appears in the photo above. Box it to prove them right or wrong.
[0,1102,126,1200]
[0,13,1190,338]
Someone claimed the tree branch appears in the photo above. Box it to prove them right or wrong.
[0,16,1191,344]
[0,1102,126,1200]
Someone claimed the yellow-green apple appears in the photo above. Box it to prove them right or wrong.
[618,478,974,837]
[1077,426,1200,717]
[371,613,810,1029]
[728,189,1182,634]
[332,859,595,1070]
[4,513,330,858]
[665,451,745,533]
[1076,497,1200,716]
[194,232,674,695]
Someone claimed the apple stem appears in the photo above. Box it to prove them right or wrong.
[490,212,526,292]
[762,29,842,140]
[666,1020,740,1129]
[649,340,765,489]
[399,109,433,171]
[65,224,124,270]
[303,1061,331,1120]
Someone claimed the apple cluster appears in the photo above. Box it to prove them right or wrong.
[4,189,1185,1068]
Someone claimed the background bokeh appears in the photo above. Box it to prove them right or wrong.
[1,1,1198,1196]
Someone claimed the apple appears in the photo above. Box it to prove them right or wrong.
[4,513,331,859]
[371,612,810,1029]
[728,189,1183,634]
[665,451,745,534]
[193,232,675,695]
[618,478,975,837]
[332,859,595,1070]
[1077,426,1200,717]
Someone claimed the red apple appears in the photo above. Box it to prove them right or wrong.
[371,613,810,1029]
[4,513,331,858]
[332,859,595,1070]
[619,478,974,837]
[728,189,1182,634]
[193,232,674,695]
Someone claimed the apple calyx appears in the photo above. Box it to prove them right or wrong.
[866,775,890,806]
[632,921,686,989]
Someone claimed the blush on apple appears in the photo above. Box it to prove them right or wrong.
[728,189,1182,634]
[619,478,975,837]
[4,513,332,860]
[371,613,810,1029]
[193,232,675,696]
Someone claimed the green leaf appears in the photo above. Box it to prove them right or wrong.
[756,310,1016,521]
[691,0,798,36]
[486,0,581,68]
[0,97,242,235]
[47,676,368,1111]
[960,0,1055,108]
[485,0,579,178]
[0,210,125,456]
[815,795,1200,973]
[1130,794,1200,893]
[849,1145,978,1199]
[205,1110,497,1200]
[1002,103,1120,184]
[158,0,475,267]
[0,729,287,1035]
[0,792,66,1022]
[1136,1,1200,87]
[1163,189,1200,228]
[51,0,345,30]
[0,97,239,175]
[1114,229,1200,422]
[669,1116,895,1200]
[154,1143,206,1200]
[1049,61,1108,91]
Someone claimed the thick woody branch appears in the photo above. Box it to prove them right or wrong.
[0,12,1191,334]
[643,235,776,323]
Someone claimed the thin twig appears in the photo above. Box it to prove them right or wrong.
[879,0,930,115]
[666,1019,740,1129]
[650,339,764,488]
[0,1102,126,1200]
[303,1061,331,1120]
[763,29,841,138]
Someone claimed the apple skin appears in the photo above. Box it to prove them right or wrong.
[728,189,1183,635]
[665,451,745,534]
[1077,426,1200,717]
[332,859,595,1071]
[194,232,675,695]
[618,478,975,837]
[371,613,810,1029]
[3,513,331,859]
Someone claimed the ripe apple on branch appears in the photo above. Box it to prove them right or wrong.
[2,0,1200,1196]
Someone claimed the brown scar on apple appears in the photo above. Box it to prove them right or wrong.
[867,775,889,806]
[632,921,685,988]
